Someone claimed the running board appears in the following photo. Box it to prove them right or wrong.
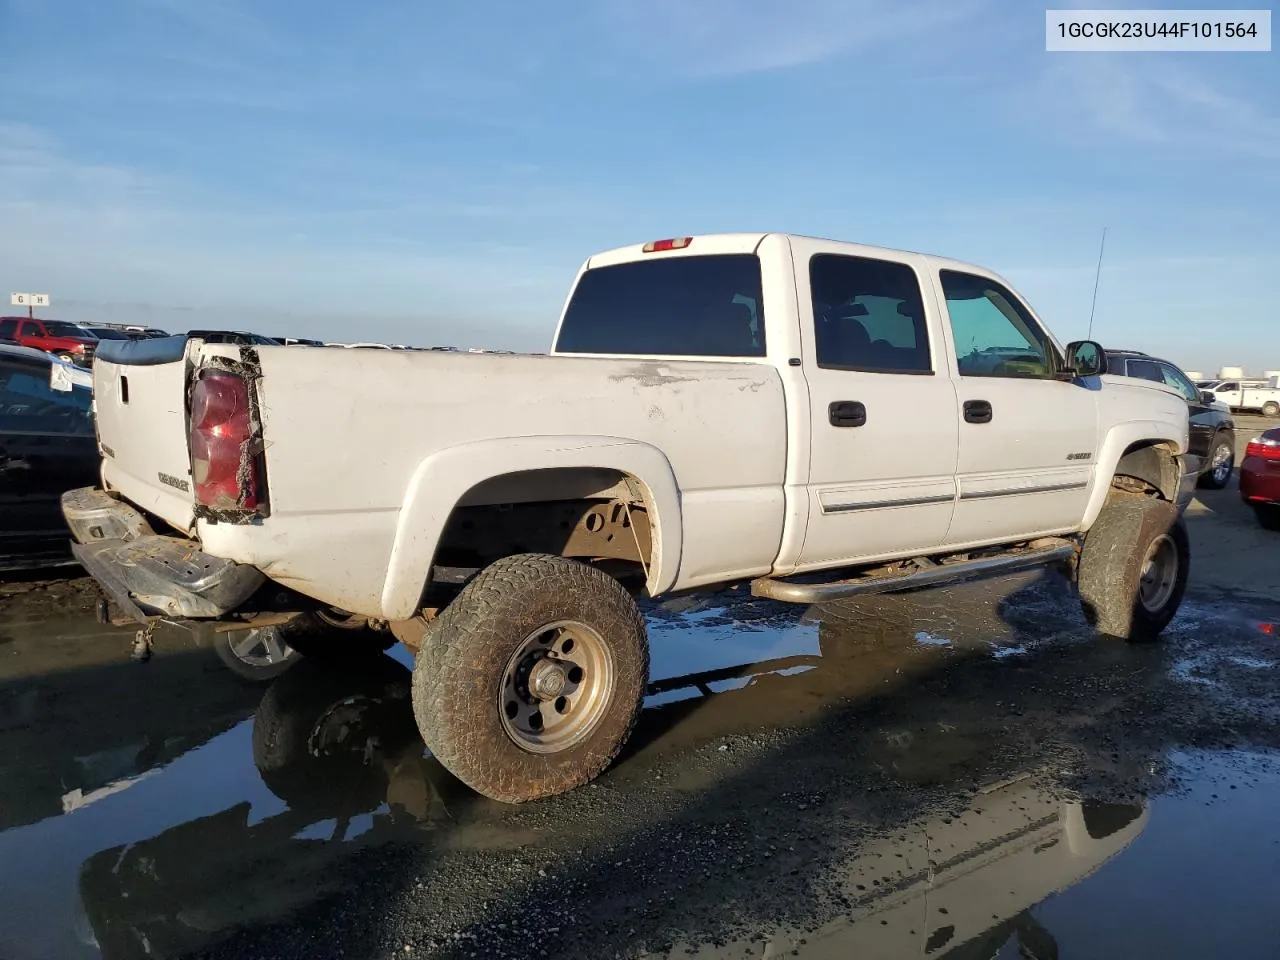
[750,539,1078,605]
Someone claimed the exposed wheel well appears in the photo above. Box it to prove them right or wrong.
[428,467,654,595]
[1111,441,1179,500]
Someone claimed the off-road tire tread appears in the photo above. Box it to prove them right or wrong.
[412,553,649,803]
[1078,494,1188,642]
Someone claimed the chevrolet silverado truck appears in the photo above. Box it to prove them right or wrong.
[62,233,1195,803]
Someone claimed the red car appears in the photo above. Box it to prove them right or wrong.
[0,316,97,366]
[1240,427,1280,530]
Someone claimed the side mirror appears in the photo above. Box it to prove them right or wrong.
[1200,391,1217,405]
[1061,340,1106,379]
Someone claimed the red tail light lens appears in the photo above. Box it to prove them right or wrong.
[1245,436,1280,461]
[190,370,261,510]
[642,237,693,253]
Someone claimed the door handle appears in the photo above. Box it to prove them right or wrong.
[963,400,993,424]
[829,400,867,428]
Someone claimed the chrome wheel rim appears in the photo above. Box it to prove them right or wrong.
[498,620,615,754]
[1138,534,1179,613]
[228,625,294,667]
[1211,445,1233,483]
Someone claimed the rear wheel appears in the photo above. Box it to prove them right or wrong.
[1255,504,1280,532]
[213,623,301,682]
[1077,495,1189,642]
[1196,436,1234,490]
[1263,401,1280,418]
[412,553,649,803]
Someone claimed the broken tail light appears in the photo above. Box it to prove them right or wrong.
[190,370,263,511]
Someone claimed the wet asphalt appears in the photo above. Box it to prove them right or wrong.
[1,422,1278,960]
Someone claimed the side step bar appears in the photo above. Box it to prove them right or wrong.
[750,538,1078,605]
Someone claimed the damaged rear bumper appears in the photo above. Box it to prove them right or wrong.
[62,487,265,623]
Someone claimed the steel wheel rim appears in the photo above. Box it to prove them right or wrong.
[228,625,293,667]
[1211,445,1233,483]
[498,620,615,754]
[1138,534,1179,613]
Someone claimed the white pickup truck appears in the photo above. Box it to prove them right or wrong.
[63,233,1195,803]
[1204,377,1280,417]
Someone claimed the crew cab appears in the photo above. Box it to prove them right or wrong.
[0,316,98,367]
[62,233,1194,803]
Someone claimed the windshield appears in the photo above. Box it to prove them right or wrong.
[42,321,95,338]
[86,327,130,340]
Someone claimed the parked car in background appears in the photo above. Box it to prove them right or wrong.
[1240,428,1280,530]
[1104,349,1236,489]
[0,316,98,367]
[186,330,282,346]
[0,343,99,570]
[1204,377,1280,417]
[77,325,134,342]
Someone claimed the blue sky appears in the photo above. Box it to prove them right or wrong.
[0,0,1276,373]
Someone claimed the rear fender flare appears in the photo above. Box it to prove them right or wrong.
[379,435,683,620]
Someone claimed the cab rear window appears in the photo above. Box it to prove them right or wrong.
[555,254,766,357]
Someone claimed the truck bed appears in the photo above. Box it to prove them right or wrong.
[92,342,790,616]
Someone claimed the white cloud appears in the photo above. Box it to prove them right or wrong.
[598,0,990,76]
[1028,56,1280,158]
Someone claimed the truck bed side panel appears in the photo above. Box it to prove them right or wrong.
[204,348,789,615]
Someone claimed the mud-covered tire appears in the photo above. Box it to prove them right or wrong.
[1196,435,1234,490]
[1262,401,1280,418]
[1077,495,1189,642]
[412,553,649,803]
[1254,504,1280,532]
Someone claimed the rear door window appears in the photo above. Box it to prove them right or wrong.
[809,254,932,374]
[0,319,17,339]
[556,254,766,357]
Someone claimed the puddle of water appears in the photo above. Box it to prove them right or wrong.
[656,750,1280,960]
[0,570,1277,960]
[914,631,953,648]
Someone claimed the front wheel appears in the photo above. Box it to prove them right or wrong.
[1197,436,1234,490]
[1077,495,1189,642]
[412,553,649,803]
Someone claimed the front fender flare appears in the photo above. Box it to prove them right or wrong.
[379,435,683,620]
[1082,421,1189,530]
